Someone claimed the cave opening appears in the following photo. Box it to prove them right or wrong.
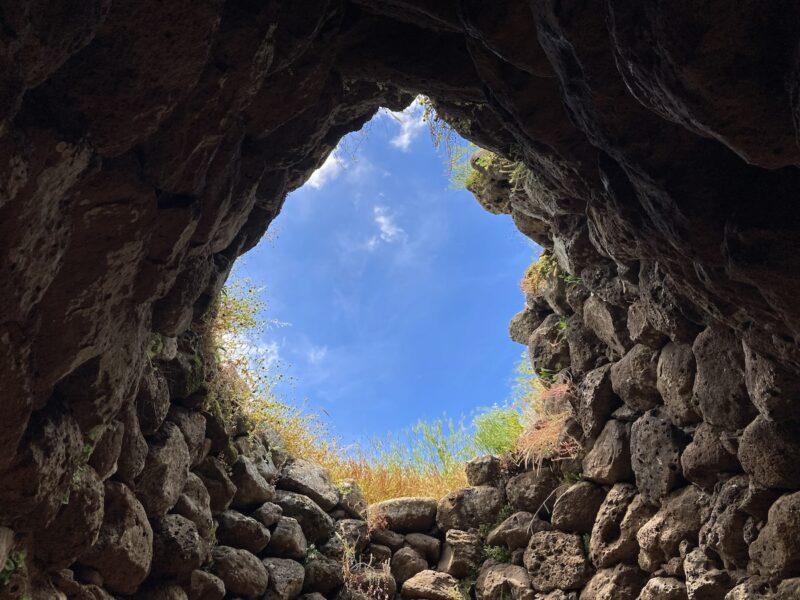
[3,1,800,598]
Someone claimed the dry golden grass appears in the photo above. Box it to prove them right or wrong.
[520,252,557,295]
[515,381,580,469]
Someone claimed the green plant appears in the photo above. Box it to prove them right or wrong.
[473,404,524,455]
[537,368,557,384]
[305,544,322,564]
[520,252,558,295]
[0,550,26,586]
[482,544,511,563]
[561,273,582,286]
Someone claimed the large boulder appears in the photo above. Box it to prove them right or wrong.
[691,325,756,431]
[743,342,800,421]
[437,529,482,578]
[749,491,800,580]
[475,562,534,600]
[79,482,153,595]
[273,489,335,544]
[437,485,505,531]
[230,455,275,510]
[135,421,191,517]
[194,456,237,514]
[33,465,104,568]
[216,509,271,554]
[505,468,560,514]
[368,497,438,533]
[637,485,712,573]
[656,342,701,425]
[582,419,633,484]
[583,295,632,358]
[579,564,647,600]
[528,314,571,374]
[262,557,305,600]
[487,511,550,551]
[590,484,656,569]
[629,409,689,504]
[405,533,441,563]
[210,546,269,600]
[265,516,307,560]
[610,344,661,412]
[392,546,428,586]
[188,570,226,600]
[278,459,339,512]
[739,416,800,489]
[523,530,592,592]
[335,519,369,555]
[151,514,206,579]
[551,481,606,534]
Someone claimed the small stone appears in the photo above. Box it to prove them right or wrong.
[475,562,534,600]
[681,423,741,490]
[579,563,647,600]
[637,577,687,600]
[188,570,225,600]
[152,514,205,579]
[274,489,334,545]
[637,486,712,573]
[400,570,458,600]
[135,421,190,517]
[404,533,441,563]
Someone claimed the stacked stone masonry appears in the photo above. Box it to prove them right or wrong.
[2,1,800,600]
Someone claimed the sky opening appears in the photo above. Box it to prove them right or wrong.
[231,99,539,447]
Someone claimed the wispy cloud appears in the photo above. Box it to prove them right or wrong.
[373,206,405,242]
[308,345,328,364]
[381,97,426,152]
[307,150,345,189]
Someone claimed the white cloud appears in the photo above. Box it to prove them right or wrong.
[381,97,426,152]
[308,345,328,364]
[307,150,345,189]
[373,205,405,243]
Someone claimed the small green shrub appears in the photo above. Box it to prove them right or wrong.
[473,405,524,455]
[0,550,26,586]
[482,544,511,563]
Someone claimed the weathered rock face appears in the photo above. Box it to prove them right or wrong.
[3,2,800,599]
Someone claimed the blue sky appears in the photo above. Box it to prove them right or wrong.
[232,99,539,446]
